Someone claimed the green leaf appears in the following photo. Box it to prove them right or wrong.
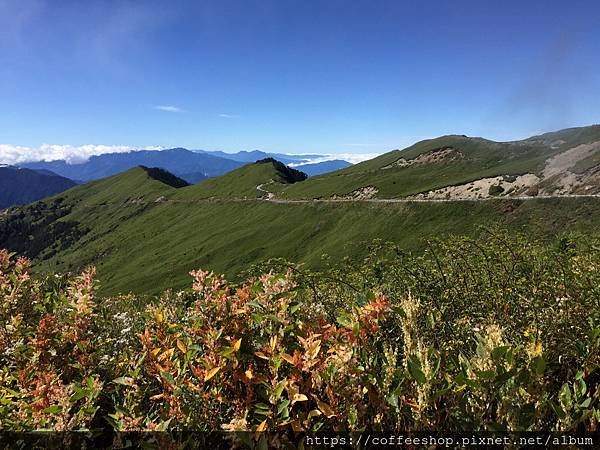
[475,339,486,359]
[532,356,546,375]
[277,400,290,420]
[270,380,286,404]
[575,378,587,397]
[160,371,175,385]
[43,405,62,414]
[495,369,514,384]
[408,357,427,385]
[254,402,272,416]
[474,370,495,380]
[70,389,86,403]
[336,311,352,328]
[386,394,398,408]
[491,346,509,363]
[156,418,172,431]
[559,383,572,410]
[549,400,566,419]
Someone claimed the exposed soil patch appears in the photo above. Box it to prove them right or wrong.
[332,186,379,200]
[543,142,600,178]
[382,147,463,169]
[539,142,600,195]
[410,174,541,200]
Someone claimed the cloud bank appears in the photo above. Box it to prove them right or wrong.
[0,144,164,165]
[287,153,380,165]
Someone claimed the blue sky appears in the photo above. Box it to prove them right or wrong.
[1,0,599,163]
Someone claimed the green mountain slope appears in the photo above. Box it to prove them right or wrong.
[177,158,306,199]
[274,125,600,199]
[8,194,600,297]
[0,167,186,260]
[2,126,600,296]
[56,166,187,205]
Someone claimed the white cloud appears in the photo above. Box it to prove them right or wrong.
[154,105,184,113]
[217,113,237,118]
[287,153,381,166]
[0,144,164,165]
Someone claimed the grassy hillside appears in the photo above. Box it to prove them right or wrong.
[55,166,182,205]
[274,125,600,199]
[178,158,306,199]
[3,126,600,296]
[4,185,600,296]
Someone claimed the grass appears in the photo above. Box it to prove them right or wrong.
[11,191,600,296]
[177,158,305,199]
[3,125,600,296]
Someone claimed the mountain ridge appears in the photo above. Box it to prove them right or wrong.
[2,124,600,295]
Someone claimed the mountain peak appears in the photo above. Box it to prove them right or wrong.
[177,158,307,199]
[139,166,190,188]
[254,158,307,183]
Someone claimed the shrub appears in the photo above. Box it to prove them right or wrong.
[1,231,599,438]
[488,184,505,196]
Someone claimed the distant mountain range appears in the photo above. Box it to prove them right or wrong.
[0,148,352,209]
[19,148,351,184]
[20,148,243,184]
[0,166,77,209]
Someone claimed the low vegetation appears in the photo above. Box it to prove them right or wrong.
[2,230,599,443]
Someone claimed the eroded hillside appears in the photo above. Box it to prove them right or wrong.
[275,125,600,201]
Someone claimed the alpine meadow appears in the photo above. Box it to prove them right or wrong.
[1,1,600,448]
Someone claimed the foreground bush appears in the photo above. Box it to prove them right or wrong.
[1,231,599,434]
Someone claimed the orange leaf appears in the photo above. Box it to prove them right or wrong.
[307,409,322,418]
[292,393,308,405]
[256,420,267,432]
[204,367,221,382]
[255,351,269,360]
[280,353,295,365]
[176,339,187,354]
[233,338,242,351]
[314,397,336,418]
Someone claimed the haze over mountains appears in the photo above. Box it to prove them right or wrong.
[2,125,600,295]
